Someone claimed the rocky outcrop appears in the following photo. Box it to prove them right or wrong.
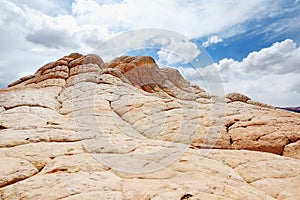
[226,92,251,102]
[226,92,275,109]
[8,53,104,88]
[0,53,300,199]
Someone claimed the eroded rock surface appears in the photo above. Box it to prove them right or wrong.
[0,53,299,199]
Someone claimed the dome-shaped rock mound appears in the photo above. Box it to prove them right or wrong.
[0,53,299,199]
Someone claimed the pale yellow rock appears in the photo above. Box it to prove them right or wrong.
[0,172,122,200]
[0,156,38,187]
[206,149,300,199]
[251,176,300,200]
[0,87,61,110]
[283,140,300,159]
[36,78,66,87]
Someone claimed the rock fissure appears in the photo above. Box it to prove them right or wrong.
[0,170,39,188]
[3,104,55,111]
[0,125,7,130]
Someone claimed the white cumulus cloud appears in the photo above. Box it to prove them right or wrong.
[202,36,223,48]
[179,39,300,107]
[157,39,201,65]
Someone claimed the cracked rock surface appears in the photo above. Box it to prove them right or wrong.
[0,53,299,199]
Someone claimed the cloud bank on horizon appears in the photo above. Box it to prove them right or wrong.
[0,0,299,107]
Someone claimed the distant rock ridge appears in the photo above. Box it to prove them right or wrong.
[278,106,300,113]
[0,53,300,199]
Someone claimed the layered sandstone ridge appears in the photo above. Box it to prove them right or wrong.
[0,53,300,199]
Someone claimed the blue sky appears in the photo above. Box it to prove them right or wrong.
[203,1,300,62]
[0,0,299,106]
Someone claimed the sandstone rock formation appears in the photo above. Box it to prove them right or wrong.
[225,93,274,109]
[0,53,299,199]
